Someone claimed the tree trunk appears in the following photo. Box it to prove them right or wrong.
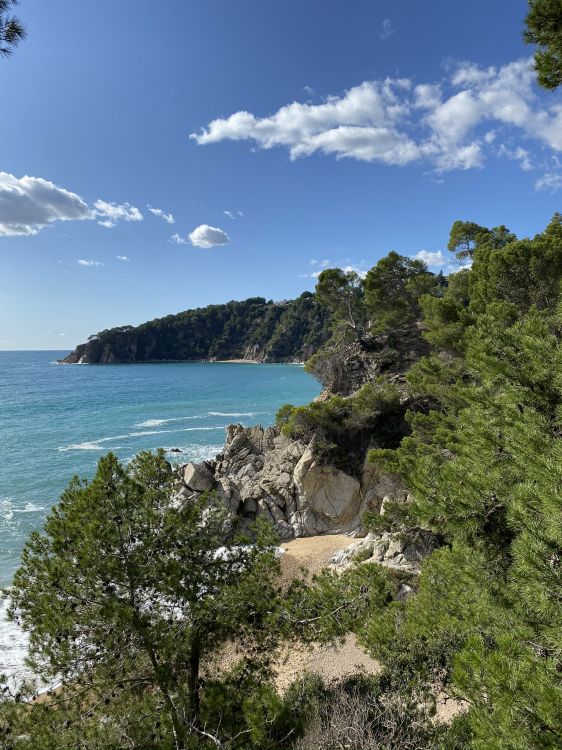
[188,636,201,721]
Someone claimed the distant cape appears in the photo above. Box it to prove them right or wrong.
[59,293,332,365]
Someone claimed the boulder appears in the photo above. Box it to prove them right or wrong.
[183,463,215,493]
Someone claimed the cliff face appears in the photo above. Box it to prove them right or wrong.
[307,324,431,397]
[173,424,407,539]
[60,294,331,364]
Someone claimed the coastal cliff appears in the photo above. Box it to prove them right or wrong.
[60,293,331,364]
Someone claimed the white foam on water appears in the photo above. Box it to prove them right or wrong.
[207,411,263,417]
[164,443,224,463]
[58,441,104,452]
[0,594,31,684]
[135,418,175,428]
[135,415,206,428]
[57,426,229,452]
[14,502,44,514]
[136,411,265,428]
[0,497,42,538]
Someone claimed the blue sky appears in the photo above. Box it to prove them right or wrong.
[1,0,561,349]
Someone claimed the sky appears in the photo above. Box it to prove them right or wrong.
[1,0,561,350]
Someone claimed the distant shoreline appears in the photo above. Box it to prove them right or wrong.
[58,358,305,366]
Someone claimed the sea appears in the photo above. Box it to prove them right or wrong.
[0,350,321,681]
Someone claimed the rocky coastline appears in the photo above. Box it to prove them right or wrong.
[172,422,439,575]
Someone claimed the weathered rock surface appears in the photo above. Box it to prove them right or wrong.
[330,529,440,574]
[173,424,407,539]
[309,324,430,397]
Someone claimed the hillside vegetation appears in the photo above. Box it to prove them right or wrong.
[60,293,332,364]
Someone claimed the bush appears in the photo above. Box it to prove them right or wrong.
[277,381,407,476]
[295,678,454,750]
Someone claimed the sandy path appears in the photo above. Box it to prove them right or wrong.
[274,535,380,691]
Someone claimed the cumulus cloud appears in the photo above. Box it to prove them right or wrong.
[301,260,368,279]
[78,259,104,267]
[0,172,91,236]
[414,250,448,267]
[0,172,147,238]
[223,210,236,219]
[147,205,175,224]
[191,58,562,175]
[188,224,230,249]
[380,18,395,41]
[94,200,143,227]
[116,255,131,261]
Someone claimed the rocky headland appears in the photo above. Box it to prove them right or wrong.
[59,294,331,364]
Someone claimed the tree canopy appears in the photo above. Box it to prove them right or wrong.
[8,450,280,749]
[0,0,25,57]
[525,0,562,89]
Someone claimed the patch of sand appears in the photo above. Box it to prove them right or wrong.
[207,536,381,692]
[279,534,352,583]
[273,634,380,692]
[273,535,380,691]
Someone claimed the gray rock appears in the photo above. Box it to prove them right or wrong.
[330,529,439,574]
[176,424,408,539]
[183,463,215,493]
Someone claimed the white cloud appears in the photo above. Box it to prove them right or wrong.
[169,232,188,245]
[78,259,104,267]
[224,209,242,220]
[191,57,562,176]
[535,171,562,192]
[498,144,533,171]
[301,261,368,280]
[413,249,472,274]
[341,264,368,279]
[380,18,395,41]
[0,175,147,237]
[116,255,131,261]
[0,172,91,236]
[94,200,143,226]
[188,224,230,249]
[147,205,175,224]
[414,250,448,267]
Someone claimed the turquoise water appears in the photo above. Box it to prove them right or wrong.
[0,351,320,678]
[0,351,320,586]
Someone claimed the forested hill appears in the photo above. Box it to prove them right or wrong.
[59,293,332,364]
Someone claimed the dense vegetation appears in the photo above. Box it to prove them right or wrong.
[60,293,332,364]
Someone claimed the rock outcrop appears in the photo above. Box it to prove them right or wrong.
[330,529,440,575]
[173,423,407,539]
[308,324,430,397]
